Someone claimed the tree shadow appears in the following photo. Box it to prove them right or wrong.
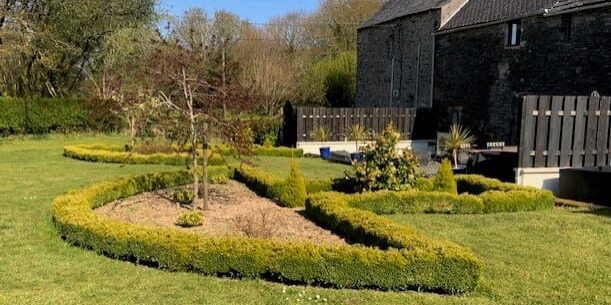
[573,208,611,218]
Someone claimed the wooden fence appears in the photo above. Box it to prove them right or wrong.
[293,107,416,142]
[519,95,611,168]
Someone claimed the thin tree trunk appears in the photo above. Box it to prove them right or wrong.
[453,149,458,169]
[221,45,227,118]
[190,113,199,207]
[202,122,209,210]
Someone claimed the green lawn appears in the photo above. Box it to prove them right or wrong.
[0,134,609,304]
[250,155,349,180]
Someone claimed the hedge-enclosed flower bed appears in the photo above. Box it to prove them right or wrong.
[64,144,303,166]
[52,168,482,294]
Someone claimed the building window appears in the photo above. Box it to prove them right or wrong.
[507,20,521,46]
[562,14,573,41]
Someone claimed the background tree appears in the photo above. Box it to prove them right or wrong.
[0,0,157,97]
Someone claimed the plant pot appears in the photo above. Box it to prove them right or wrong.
[350,152,364,163]
[319,147,331,160]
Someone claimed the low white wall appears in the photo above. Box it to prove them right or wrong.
[515,167,561,195]
[297,140,434,156]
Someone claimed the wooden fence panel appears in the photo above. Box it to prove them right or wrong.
[559,96,576,167]
[519,95,611,168]
[294,106,416,142]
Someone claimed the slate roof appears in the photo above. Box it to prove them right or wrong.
[361,0,610,30]
[360,0,448,28]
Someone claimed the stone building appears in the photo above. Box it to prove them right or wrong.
[357,0,611,144]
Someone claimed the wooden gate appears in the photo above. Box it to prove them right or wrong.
[519,95,611,168]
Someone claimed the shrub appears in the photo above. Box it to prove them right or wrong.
[176,211,204,227]
[209,175,229,185]
[345,190,484,215]
[433,159,458,195]
[173,189,195,205]
[52,170,480,293]
[0,97,121,135]
[305,192,482,292]
[63,144,226,166]
[414,177,434,191]
[345,124,420,192]
[279,162,308,208]
[480,190,555,213]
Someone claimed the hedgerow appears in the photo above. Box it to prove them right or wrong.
[233,164,333,207]
[346,191,484,214]
[63,144,227,166]
[52,169,481,293]
[305,192,481,292]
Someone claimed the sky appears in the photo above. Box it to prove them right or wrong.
[160,0,320,23]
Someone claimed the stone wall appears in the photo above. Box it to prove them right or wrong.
[356,11,439,108]
[434,8,611,144]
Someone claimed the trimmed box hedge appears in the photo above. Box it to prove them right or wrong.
[52,169,481,293]
[305,192,481,293]
[64,144,227,166]
[233,164,333,208]
[341,176,554,215]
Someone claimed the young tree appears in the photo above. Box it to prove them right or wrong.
[211,10,242,117]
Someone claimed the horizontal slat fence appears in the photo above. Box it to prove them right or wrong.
[295,107,416,142]
[519,95,611,168]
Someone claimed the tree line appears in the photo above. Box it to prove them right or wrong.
[0,0,384,115]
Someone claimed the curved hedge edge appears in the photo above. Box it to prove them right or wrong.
[52,170,478,293]
[305,192,482,293]
[63,145,226,166]
[233,164,334,208]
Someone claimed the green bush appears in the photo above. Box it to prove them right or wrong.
[0,97,121,135]
[52,170,480,293]
[414,177,434,191]
[279,162,308,208]
[176,211,204,227]
[480,190,555,213]
[345,124,421,192]
[433,159,458,195]
[305,192,481,292]
[345,190,484,215]
[233,164,339,208]
[252,145,304,157]
[173,189,195,205]
[63,144,227,166]
[209,175,229,185]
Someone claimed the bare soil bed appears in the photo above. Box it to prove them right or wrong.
[95,181,347,246]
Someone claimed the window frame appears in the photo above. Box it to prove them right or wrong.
[506,20,522,47]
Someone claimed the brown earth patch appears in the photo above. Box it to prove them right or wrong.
[94,181,347,246]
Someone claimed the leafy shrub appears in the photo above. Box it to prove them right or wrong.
[433,159,458,194]
[173,189,195,205]
[414,177,434,191]
[243,116,282,146]
[345,124,420,191]
[176,211,204,227]
[279,162,308,208]
[0,97,121,135]
[209,175,229,185]
[52,170,480,293]
[252,145,304,157]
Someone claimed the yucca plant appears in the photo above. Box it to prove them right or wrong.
[349,124,367,152]
[313,126,330,145]
[444,124,475,169]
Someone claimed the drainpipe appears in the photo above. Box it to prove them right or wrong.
[430,33,436,108]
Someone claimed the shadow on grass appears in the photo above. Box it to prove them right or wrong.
[573,208,611,218]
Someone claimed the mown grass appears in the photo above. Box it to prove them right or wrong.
[0,134,609,304]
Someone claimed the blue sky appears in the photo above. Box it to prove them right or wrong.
[160,0,320,23]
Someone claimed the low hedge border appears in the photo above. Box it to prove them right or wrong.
[305,192,481,293]
[52,169,480,293]
[233,164,334,208]
[63,144,304,166]
[64,144,227,166]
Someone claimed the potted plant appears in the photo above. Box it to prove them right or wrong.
[443,124,475,169]
[313,126,331,159]
[349,124,366,162]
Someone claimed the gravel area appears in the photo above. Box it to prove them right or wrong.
[95,181,347,246]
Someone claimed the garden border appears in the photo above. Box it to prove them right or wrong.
[52,168,481,293]
[63,144,304,166]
